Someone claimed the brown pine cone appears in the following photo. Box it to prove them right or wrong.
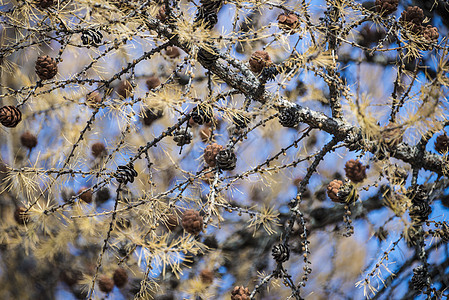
[400,6,424,33]
[146,76,161,90]
[375,0,399,16]
[422,25,439,44]
[117,80,133,98]
[327,179,343,202]
[181,209,203,235]
[113,268,128,288]
[78,188,93,204]
[435,133,449,154]
[278,12,299,31]
[91,142,106,157]
[199,269,214,284]
[20,132,38,150]
[35,55,58,80]
[328,180,356,204]
[37,0,54,8]
[231,286,250,300]
[249,51,272,74]
[165,46,180,58]
[204,143,223,167]
[14,206,29,225]
[344,159,367,183]
[98,275,114,293]
[0,106,22,128]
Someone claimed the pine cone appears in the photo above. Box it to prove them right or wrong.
[279,106,300,128]
[408,185,431,223]
[400,6,425,33]
[146,76,161,90]
[411,265,429,291]
[203,235,218,249]
[231,286,250,300]
[20,132,38,150]
[344,159,367,183]
[37,0,54,9]
[408,185,429,205]
[272,244,290,263]
[115,164,138,184]
[198,47,219,65]
[14,206,29,225]
[249,51,272,74]
[327,179,355,203]
[199,269,214,284]
[117,80,133,98]
[261,65,279,81]
[435,133,449,154]
[91,142,106,157]
[98,275,114,293]
[277,12,299,31]
[406,225,423,247]
[96,188,110,204]
[194,0,222,29]
[181,209,203,235]
[375,0,399,16]
[81,29,103,46]
[172,129,192,146]
[204,143,223,167]
[164,213,179,230]
[35,55,58,80]
[198,0,222,17]
[422,25,439,45]
[216,149,237,170]
[191,105,213,125]
[409,202,431,224]
[113,268,128,288]
[0,106,22,128]
[142,108,163,126]
[78,188,93,204]
[165,46,180,58]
